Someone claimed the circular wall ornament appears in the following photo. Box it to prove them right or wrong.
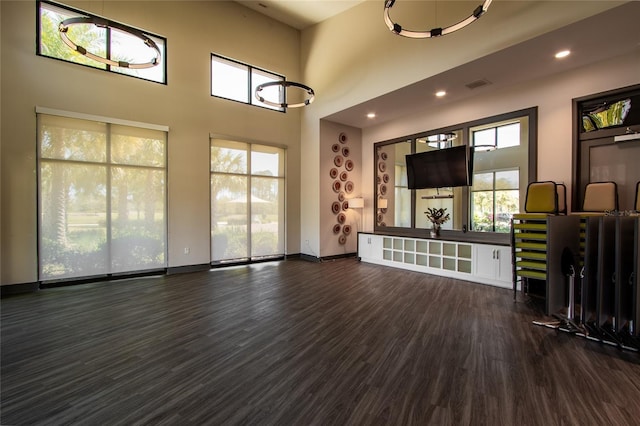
[331,143,340,153]
[333,224,341,234]
[381,152,388,161]
[343,225,352,235]
[329,168,339,179]
[377,213,384,223]
[337,213,346,224]
[345,181,354,194]
[380,184,387,195]
[383,174,390,183]
[342,201,350,211]
[339,171,348,182]
[332,180,342,192]
[378,162,386,172]
[339,132,348,143]
[380,222,386,227]
[255,80,315,108]
[338,235,347,245]
[59,17,161,69]
[345,159,354,171]
[338,192,345,202]
[342,147,350,157]
[383,0,493,38]
[334,156,344,167]
[331,201,341,214]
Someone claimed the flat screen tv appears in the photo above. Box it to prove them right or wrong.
[406,145,473,189]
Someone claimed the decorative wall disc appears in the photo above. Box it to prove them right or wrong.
[377,213,384,223]
[342,147,350,157]
[381,152,388,161]
[333,224,341,234]
[332,143,340,153]
[332,180,342,192]
[337,212,346,224]
[339,171,348,182]
[331,201,341,214]
[339,132,348,143]
[338,235,347,245]
[334,156,344,167]
[338,191,345,202]
[329,168,339,179]
[380,222,386,227]
[380,184,387,195]
[345,159,354,171]
[342,201,349,211]
[378,162,386,172]
[381,208,388,214]
[343,224,352,235]
[344,181,354,193]
[383,174,390,183]
[377,176,381,184]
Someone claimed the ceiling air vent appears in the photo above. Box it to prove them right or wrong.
[465,79,492,90]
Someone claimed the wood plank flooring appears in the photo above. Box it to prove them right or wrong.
[2,258,640,425]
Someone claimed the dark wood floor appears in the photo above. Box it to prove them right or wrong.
[2,258,640,425]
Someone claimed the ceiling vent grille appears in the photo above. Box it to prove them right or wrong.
[465,79,492,90]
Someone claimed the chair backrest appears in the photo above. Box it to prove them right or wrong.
[525,181,558,214]
[583,181,618,212]
[556,183,567,214]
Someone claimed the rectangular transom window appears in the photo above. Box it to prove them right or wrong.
[37,1,167,84]
[211,54,285,111]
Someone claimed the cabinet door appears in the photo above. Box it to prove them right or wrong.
[358,234,383,261]
[495,246,513,283]
[473,244,497,280]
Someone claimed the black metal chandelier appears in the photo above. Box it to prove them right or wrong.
[58,16,161,69]
[384,0,493,38]
[255,81,315,109]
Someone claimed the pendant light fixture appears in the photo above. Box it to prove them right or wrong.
[384,0,493,38]
[58,17,161,69]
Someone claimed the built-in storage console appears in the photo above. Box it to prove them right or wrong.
[358,233,511,288]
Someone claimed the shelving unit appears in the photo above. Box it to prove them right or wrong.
[381,237,472,275]
[359,233,509,287]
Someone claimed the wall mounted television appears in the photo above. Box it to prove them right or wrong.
[406,145,473,189]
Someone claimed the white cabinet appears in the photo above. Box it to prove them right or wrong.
[358,233,512,289]
[473,244,512,288]
[358,233,383,261]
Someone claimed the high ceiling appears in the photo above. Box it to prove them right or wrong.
[235,0,366,30]
[235,1,640,129]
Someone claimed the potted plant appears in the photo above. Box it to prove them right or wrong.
[425,207,450,238]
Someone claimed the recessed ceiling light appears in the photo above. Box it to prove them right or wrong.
[555,50,570,59]
[367,113,376,118]
[435,90,446,97]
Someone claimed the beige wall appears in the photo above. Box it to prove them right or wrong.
[361,52,640,231]
[299,1,625,255]
[1,1,302,285]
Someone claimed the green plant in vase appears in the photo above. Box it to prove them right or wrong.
[425,207,450,238]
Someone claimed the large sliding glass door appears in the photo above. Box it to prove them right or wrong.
[210,139,285,263]
[38,112,167,281]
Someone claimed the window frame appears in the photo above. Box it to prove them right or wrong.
[37,0,167,85]
[209,137,287,266]
[210,53,286,112]
[36,107,169,283]
[373,107,537,242]
[470,168,520,233]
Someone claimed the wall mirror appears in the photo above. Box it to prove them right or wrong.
[374,108,537,240]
